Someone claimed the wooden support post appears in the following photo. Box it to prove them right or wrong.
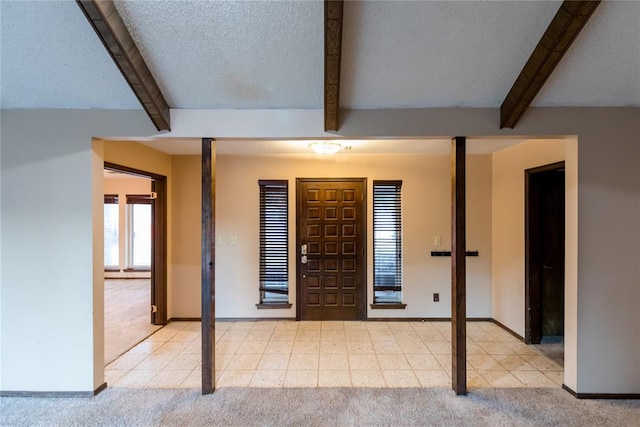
[451,136,467,395]
[201,138,216,394]
[151,178,167,325]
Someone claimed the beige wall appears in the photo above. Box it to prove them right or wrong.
[1,109,156,392]
[2,107,638,395]
[491,139,567,335]
[207,153,493,319]
[103,175,152,278]
[166,107,639,393]
[103,141,175,316]
[171,155,203,318]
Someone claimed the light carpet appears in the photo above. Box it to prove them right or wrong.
[2,387,638,426]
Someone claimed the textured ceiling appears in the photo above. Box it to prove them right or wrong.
[0,0,140,109]
[1,0,638,112]
[340,1,560,108]
[532,0,640,107]
[113,0,323,109]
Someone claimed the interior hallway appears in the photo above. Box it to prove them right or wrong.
[106,320,563,389]
[104,279,162,365]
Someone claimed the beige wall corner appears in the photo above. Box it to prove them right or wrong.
[491,138,567,335]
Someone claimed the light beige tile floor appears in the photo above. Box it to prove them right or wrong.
[106,320,564,389]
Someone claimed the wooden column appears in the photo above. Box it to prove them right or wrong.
[151,178,167,325]
[451,136,467,395]
[201,138,216,394]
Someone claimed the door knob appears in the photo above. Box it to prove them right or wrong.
[301,255,308,264]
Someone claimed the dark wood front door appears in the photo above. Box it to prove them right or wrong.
[297,179,366,320]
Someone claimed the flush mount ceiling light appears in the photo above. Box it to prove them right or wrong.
[308,141,350,155]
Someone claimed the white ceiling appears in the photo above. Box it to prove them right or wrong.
[1,1,638,155]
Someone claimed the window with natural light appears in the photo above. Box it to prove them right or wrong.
[373,181,403,304]
[258,180,289,305]
[126,195,152,269]
[104,195,119,268]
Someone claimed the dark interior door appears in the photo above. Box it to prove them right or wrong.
[297,179,366,320]
[526,163,565,344]
[540,170,565,337]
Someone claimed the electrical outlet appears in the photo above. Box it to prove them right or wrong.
[433,293,439,302]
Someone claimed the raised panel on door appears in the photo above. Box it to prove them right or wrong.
[297,179,366,320]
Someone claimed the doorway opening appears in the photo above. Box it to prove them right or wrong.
[525,162,565,365]
[103,162,168,364]
[296,178,367,321]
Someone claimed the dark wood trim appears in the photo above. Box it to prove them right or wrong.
[524,161,565,344]
[370,303,407,310]
[104,162,165,181]
[168,317,202,322]
[76,0,171,131]
[256,303,293,309]
[123,267,151,272]
[258,179,288,186]
[126,194,153,204]
[562,384,577,397]
[430,250,479,257]
[151,178,167,325]
[104,194,118,204]
[104,267,120,272]
[201,138,216,395]
[500,1,601,128]
[103,162,167,326]
[218,318,297,322]
[0,382,107,397]
[451,136,467,396]
[324,0,344,131]
[491,319,525,342]
[562,384,640,400]
[94,382,108,395]
[368,317,491,322]
[526,161,566,175]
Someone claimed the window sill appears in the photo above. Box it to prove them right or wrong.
[124,267,151,272]
[256,303,293,309]
[104,267,120,272]
[370,303,407,310]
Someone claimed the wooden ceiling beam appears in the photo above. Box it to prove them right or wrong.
[77,0,171,131]
[500,1,600,129]
[324,0,344,132]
